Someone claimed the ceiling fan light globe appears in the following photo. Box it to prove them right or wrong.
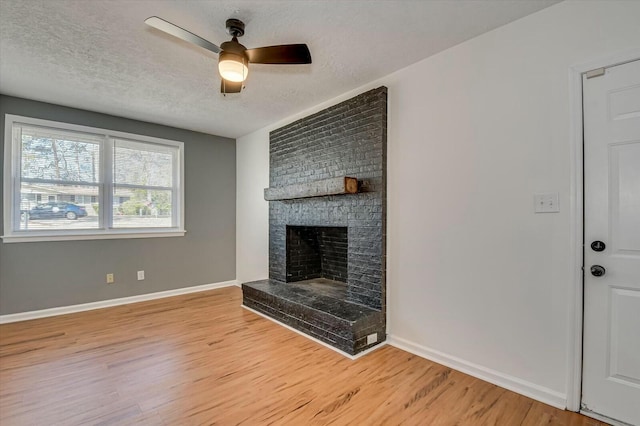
[218,52,248,83]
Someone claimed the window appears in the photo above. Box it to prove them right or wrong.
[3,115,185,243]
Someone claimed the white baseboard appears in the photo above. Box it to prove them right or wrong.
[387,335,567,409]
[241,305,387,360]
[0,280,239,324]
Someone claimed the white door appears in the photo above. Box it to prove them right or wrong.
[582,59,640,425]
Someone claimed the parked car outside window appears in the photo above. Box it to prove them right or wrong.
[26,202,88,220]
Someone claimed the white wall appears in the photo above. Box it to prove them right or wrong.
[236,126,270,284]
[236,0,640,407]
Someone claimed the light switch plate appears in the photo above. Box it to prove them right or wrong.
[534,193,559,213]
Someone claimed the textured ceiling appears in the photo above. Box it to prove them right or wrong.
[0,0,560,138]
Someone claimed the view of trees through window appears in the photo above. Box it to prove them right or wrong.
[113,139,175,228]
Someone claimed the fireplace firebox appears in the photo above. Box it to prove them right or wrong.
[286,226,348,283]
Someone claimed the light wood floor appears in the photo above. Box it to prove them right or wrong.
[0,286,606,426]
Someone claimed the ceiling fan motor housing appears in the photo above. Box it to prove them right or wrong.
[219,37,249,68]
[220,38,247,56]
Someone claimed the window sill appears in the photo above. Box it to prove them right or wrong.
[1,229,186,243]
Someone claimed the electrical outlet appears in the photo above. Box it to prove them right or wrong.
[106,273,114,284]
[367,333,378,345]
[137,270,145,281]
[534,192,560,213]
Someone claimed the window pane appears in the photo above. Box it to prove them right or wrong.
[19,183,99,231]
[20,125,101,183]
[113,139,175,187]
[113,188,173,228]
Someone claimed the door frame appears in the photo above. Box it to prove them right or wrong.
[566,48,640,412]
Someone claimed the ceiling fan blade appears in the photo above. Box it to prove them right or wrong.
[145,16,221,54]
[221,79,243,94]
[246,44,311,64]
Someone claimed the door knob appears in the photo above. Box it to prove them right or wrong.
[590,265,606,277]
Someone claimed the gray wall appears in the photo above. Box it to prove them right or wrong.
[0,95,236,315]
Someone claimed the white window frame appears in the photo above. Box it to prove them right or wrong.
[2,114,186,243]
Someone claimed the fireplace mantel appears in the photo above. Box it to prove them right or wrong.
[264,176,358,201]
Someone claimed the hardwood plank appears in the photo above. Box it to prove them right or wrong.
[0,286,607,425]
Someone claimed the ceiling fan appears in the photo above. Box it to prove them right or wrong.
[144,16,312,94]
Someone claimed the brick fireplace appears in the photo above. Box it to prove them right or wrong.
[242,87,387,355]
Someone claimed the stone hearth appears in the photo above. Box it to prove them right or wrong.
[243,279,383,354]
[242,87,387,355]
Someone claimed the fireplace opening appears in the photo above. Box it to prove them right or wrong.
[286,226,348,283]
